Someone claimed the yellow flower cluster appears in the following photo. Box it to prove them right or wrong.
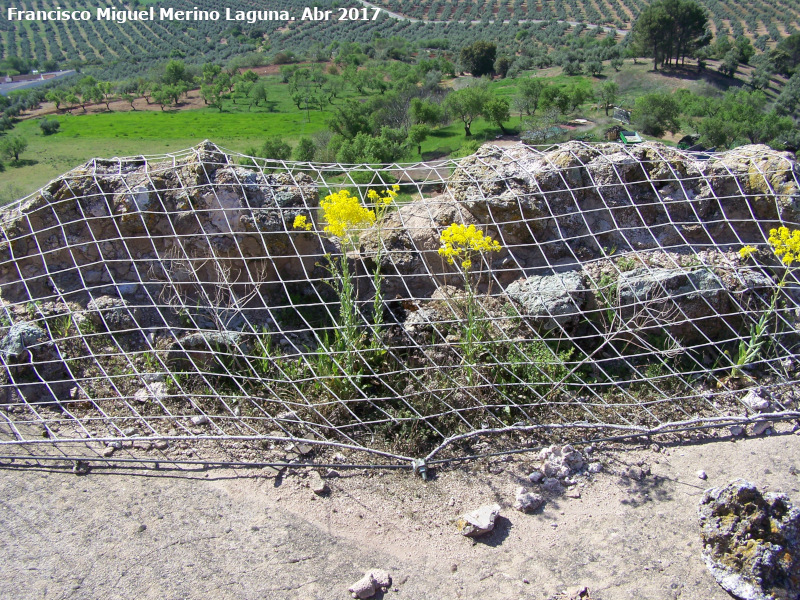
[367,184,400,207]
[438,223,502,270]
[320,189,376,240]
[292,215,312,231]
[768,226,800,266]
[739,245,757,259]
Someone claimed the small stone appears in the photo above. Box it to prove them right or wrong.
[697,470,708,480]
[565,488,582,499]
[587,462,603,474]
[122,427,136,436]
[190,415,210,426]
[102,446,116,458]
[627,466,645,481]
[742,390,771,413]
[753,420,773,435]
[370,570,391,589]
[650,443,660,452]
[567,585,590,599]
[325,469,340,479]
[294,443,313,455]
[542,477,564,494]
[513,487,544,513]
[134,381,168,404]
[447,497,455,507]
[729,425,745,437]
[154,440,169,451]
[349,570,391,599]
[456,503,501,537]
[450,564,458,573]
[136,523,147,533]
[308,471,328,495]
[528,471,544,483]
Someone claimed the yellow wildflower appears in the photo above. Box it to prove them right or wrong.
[438,223,502,270]
[292,215,312,231]
[768,227,800,266]
[739,245,757,259]
[320,189,375,240]
[366,186,398,207]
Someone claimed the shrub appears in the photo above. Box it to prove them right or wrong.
[39,118,60,136]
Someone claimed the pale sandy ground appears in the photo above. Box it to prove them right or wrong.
[2,424,799,600]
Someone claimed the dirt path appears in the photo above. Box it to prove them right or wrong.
[2,426,799,599]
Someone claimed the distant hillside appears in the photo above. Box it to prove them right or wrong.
[8,0,794,80]
[371,0,798,41]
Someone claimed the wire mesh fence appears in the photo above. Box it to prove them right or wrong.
[0,140,798,468]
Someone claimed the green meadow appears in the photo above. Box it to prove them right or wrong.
[0,63,718,205]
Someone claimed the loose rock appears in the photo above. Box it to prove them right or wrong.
[513,487,544,513]
[699,479,800,600]
[308,471,329,496]
[456,503,501,537]
[190,415,210,426]
[729,425,745,437]
[528,471,544,483]
[753,420,773,436]
[697,470,708,480]
[742,390,772,413]
[133,381,168,404]
[537,444,585,480]
[542,478,565,494]
[587,462,603,474]
[627,466,645,481]
[349,570,391,599]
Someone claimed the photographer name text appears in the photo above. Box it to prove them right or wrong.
[6,5,382,24]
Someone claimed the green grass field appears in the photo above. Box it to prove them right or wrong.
[0,61,748,205]
[0,106,333,205]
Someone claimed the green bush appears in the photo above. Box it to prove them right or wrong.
[39,118,60,136]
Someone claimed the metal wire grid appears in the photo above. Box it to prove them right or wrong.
[0,140,798,467]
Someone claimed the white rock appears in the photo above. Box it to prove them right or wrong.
[528,470,544,483]
[729,425,745,436]
[370,569,391,589]
[742,390,771,413]
[753,420,773,435]
[697,470,708,480]
[542,477,564,494]
[191,415,210,426]
[587,462,603,474]
[348,570,391,599]
[134,381,168,404]
[457,503,501,537]
[513,487,544,513]
[349,573,377,599]
[308,471,328,495]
